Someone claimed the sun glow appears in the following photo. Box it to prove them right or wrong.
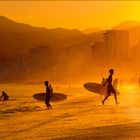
[0,1,140,30]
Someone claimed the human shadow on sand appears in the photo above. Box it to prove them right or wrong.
[33,93,67,102]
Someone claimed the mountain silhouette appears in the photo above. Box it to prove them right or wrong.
[83,28,102,34]
[1,16,140,83]
[0,16,44,33]
[1,16,140,57]
[114,21,140,30]
[0,16,94,83]
[0,16,87,57]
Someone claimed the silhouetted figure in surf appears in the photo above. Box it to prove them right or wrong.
[102,69,118,105]
[0,91,9,101]
[45,81,52,109]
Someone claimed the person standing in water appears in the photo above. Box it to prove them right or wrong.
[45,81,52,109]
[102,69,118,105]
[0,91,9,101]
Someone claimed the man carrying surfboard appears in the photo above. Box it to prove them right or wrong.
[45,81,52,109]
[0,91,9,101]
[102,69,118,105]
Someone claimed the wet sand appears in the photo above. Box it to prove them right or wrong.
[55,123,140,140]
[0,84,140,139]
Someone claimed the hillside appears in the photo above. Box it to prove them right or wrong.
[0,16,87,56]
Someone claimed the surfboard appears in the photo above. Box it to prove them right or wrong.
[33,93,67,102]
[84,82,120,95]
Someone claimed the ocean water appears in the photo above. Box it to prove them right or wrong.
[0,84,140,139]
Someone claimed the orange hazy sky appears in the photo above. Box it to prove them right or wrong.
[0,1,140,30]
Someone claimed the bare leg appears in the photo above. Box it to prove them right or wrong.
[46,102,52,109]
[114,93,118,104]
[47,103,50,109]
[49,103,52,109]
[102,94,110,105]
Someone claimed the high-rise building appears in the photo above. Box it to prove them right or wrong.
[91,42,108,67]
[104,30,129,65]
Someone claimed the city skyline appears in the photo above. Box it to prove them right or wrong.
[0,15,139,81]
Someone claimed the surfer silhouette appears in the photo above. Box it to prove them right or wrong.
[0,91,9,101]
[45,81,52,109]
[102,69,118,105]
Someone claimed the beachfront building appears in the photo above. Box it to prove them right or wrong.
[104,30,129,65]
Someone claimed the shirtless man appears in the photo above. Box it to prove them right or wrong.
[102,69,118,105]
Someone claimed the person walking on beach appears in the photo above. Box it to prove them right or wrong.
[45,81,52,109]
[102,69,118,105]
[0,91,9,101]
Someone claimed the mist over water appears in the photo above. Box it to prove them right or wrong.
[0,18,140,85]
[0,18,139,87]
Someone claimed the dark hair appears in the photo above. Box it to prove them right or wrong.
[109,69,114,74]
[45,81,49,86]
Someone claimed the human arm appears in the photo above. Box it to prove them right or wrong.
[103,78,108,86]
